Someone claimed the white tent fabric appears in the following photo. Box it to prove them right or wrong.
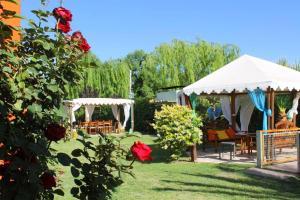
[183,55,300,95]
[220,96,232,125]
[220,96,241,131]
[287,92,300,116]
[85,105,95,122]
[236,95,255,131]
[111,105,120,121]
[71,104,81,122]
[123,104,131,128]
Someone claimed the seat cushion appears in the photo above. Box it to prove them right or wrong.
[216,130,230,140]
[207,129,217,141]
[226,127,236,139]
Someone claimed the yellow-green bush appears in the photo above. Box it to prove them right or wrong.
[152,105,202,160]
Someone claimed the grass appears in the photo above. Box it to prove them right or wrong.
[53,133,300,200]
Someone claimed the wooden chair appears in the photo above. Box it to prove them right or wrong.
[88,121,97,135]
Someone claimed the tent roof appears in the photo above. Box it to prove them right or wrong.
[183,55,300,95]
[64,98,134,106]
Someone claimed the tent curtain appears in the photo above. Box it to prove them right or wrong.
[64,104,81,123]
[236,95,255,131]
[248,89,271,130]
[287,92,300,119]
[122,104,131,129]
[111,105,120,121]
[85,105,95,122]
[220,96,232,125]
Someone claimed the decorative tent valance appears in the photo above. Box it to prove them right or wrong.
[64,98,134,106]
[183,55,300,96]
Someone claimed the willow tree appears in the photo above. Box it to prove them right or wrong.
[67,53,130,99]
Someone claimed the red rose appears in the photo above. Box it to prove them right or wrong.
[130,141,152,161]
[41,172,56,189]
[79,38,91,52]
[57,21,71,33]
[45,123,66,142]
[53,7,72,22]
[71,31,84,41]
[72,31,91,52]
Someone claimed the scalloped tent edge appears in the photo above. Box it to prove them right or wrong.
[183,54,300,95]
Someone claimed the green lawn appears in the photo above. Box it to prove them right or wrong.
[53,133,300,200]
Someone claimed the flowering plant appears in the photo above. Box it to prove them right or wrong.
[0,0,89,199]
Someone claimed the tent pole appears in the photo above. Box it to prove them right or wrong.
[267,87,271,130]
[131,103,134,133]
[271,89,275,129]
[230,91,236,131]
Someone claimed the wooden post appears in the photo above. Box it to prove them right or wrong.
[230,92,236,131]
[256,131,264,168]
[130,103,134,133]
[297,132,300,173]
[270,89,275,129]
[267,87,271,130]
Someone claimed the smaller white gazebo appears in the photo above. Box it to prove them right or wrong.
[64,98,135,131]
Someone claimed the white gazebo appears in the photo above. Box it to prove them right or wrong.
[183,54,300,131]
[64,98,135,131]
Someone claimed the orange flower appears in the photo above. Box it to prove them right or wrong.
[7,113,16,122]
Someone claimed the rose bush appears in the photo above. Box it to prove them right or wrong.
[0,0,89,199]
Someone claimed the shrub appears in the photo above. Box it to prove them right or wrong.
[152,105,203,160]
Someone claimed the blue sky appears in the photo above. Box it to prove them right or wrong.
[22,0,300,63]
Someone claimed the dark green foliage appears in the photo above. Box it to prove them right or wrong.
[0,2,84,199]
[64,131,134,200]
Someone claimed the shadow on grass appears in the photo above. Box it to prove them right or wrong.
[152,163,300,199]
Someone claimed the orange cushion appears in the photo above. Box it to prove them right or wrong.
[226,127,236,139]
[207,130,217,141]
[216,130,229,140]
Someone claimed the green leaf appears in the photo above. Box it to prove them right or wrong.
[3,66,12,73]
[13,100,23,111]
[71,166,80,177]
[47,84,59,92]
[28,103,42,114]
[57,152,71,166]
[53,189,64,196]
[71,149,82,157]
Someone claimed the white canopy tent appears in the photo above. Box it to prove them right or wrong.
[183,54,300,131]
[64,98,135,130]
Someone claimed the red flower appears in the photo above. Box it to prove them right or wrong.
[71,31,84,41]
[79,38,91,52]
[57,21,71,33]
[71,31,91,52]
[53,7,72,22]
[41,172,56,189]
[130,141,152,161]
[45,124,66,142]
